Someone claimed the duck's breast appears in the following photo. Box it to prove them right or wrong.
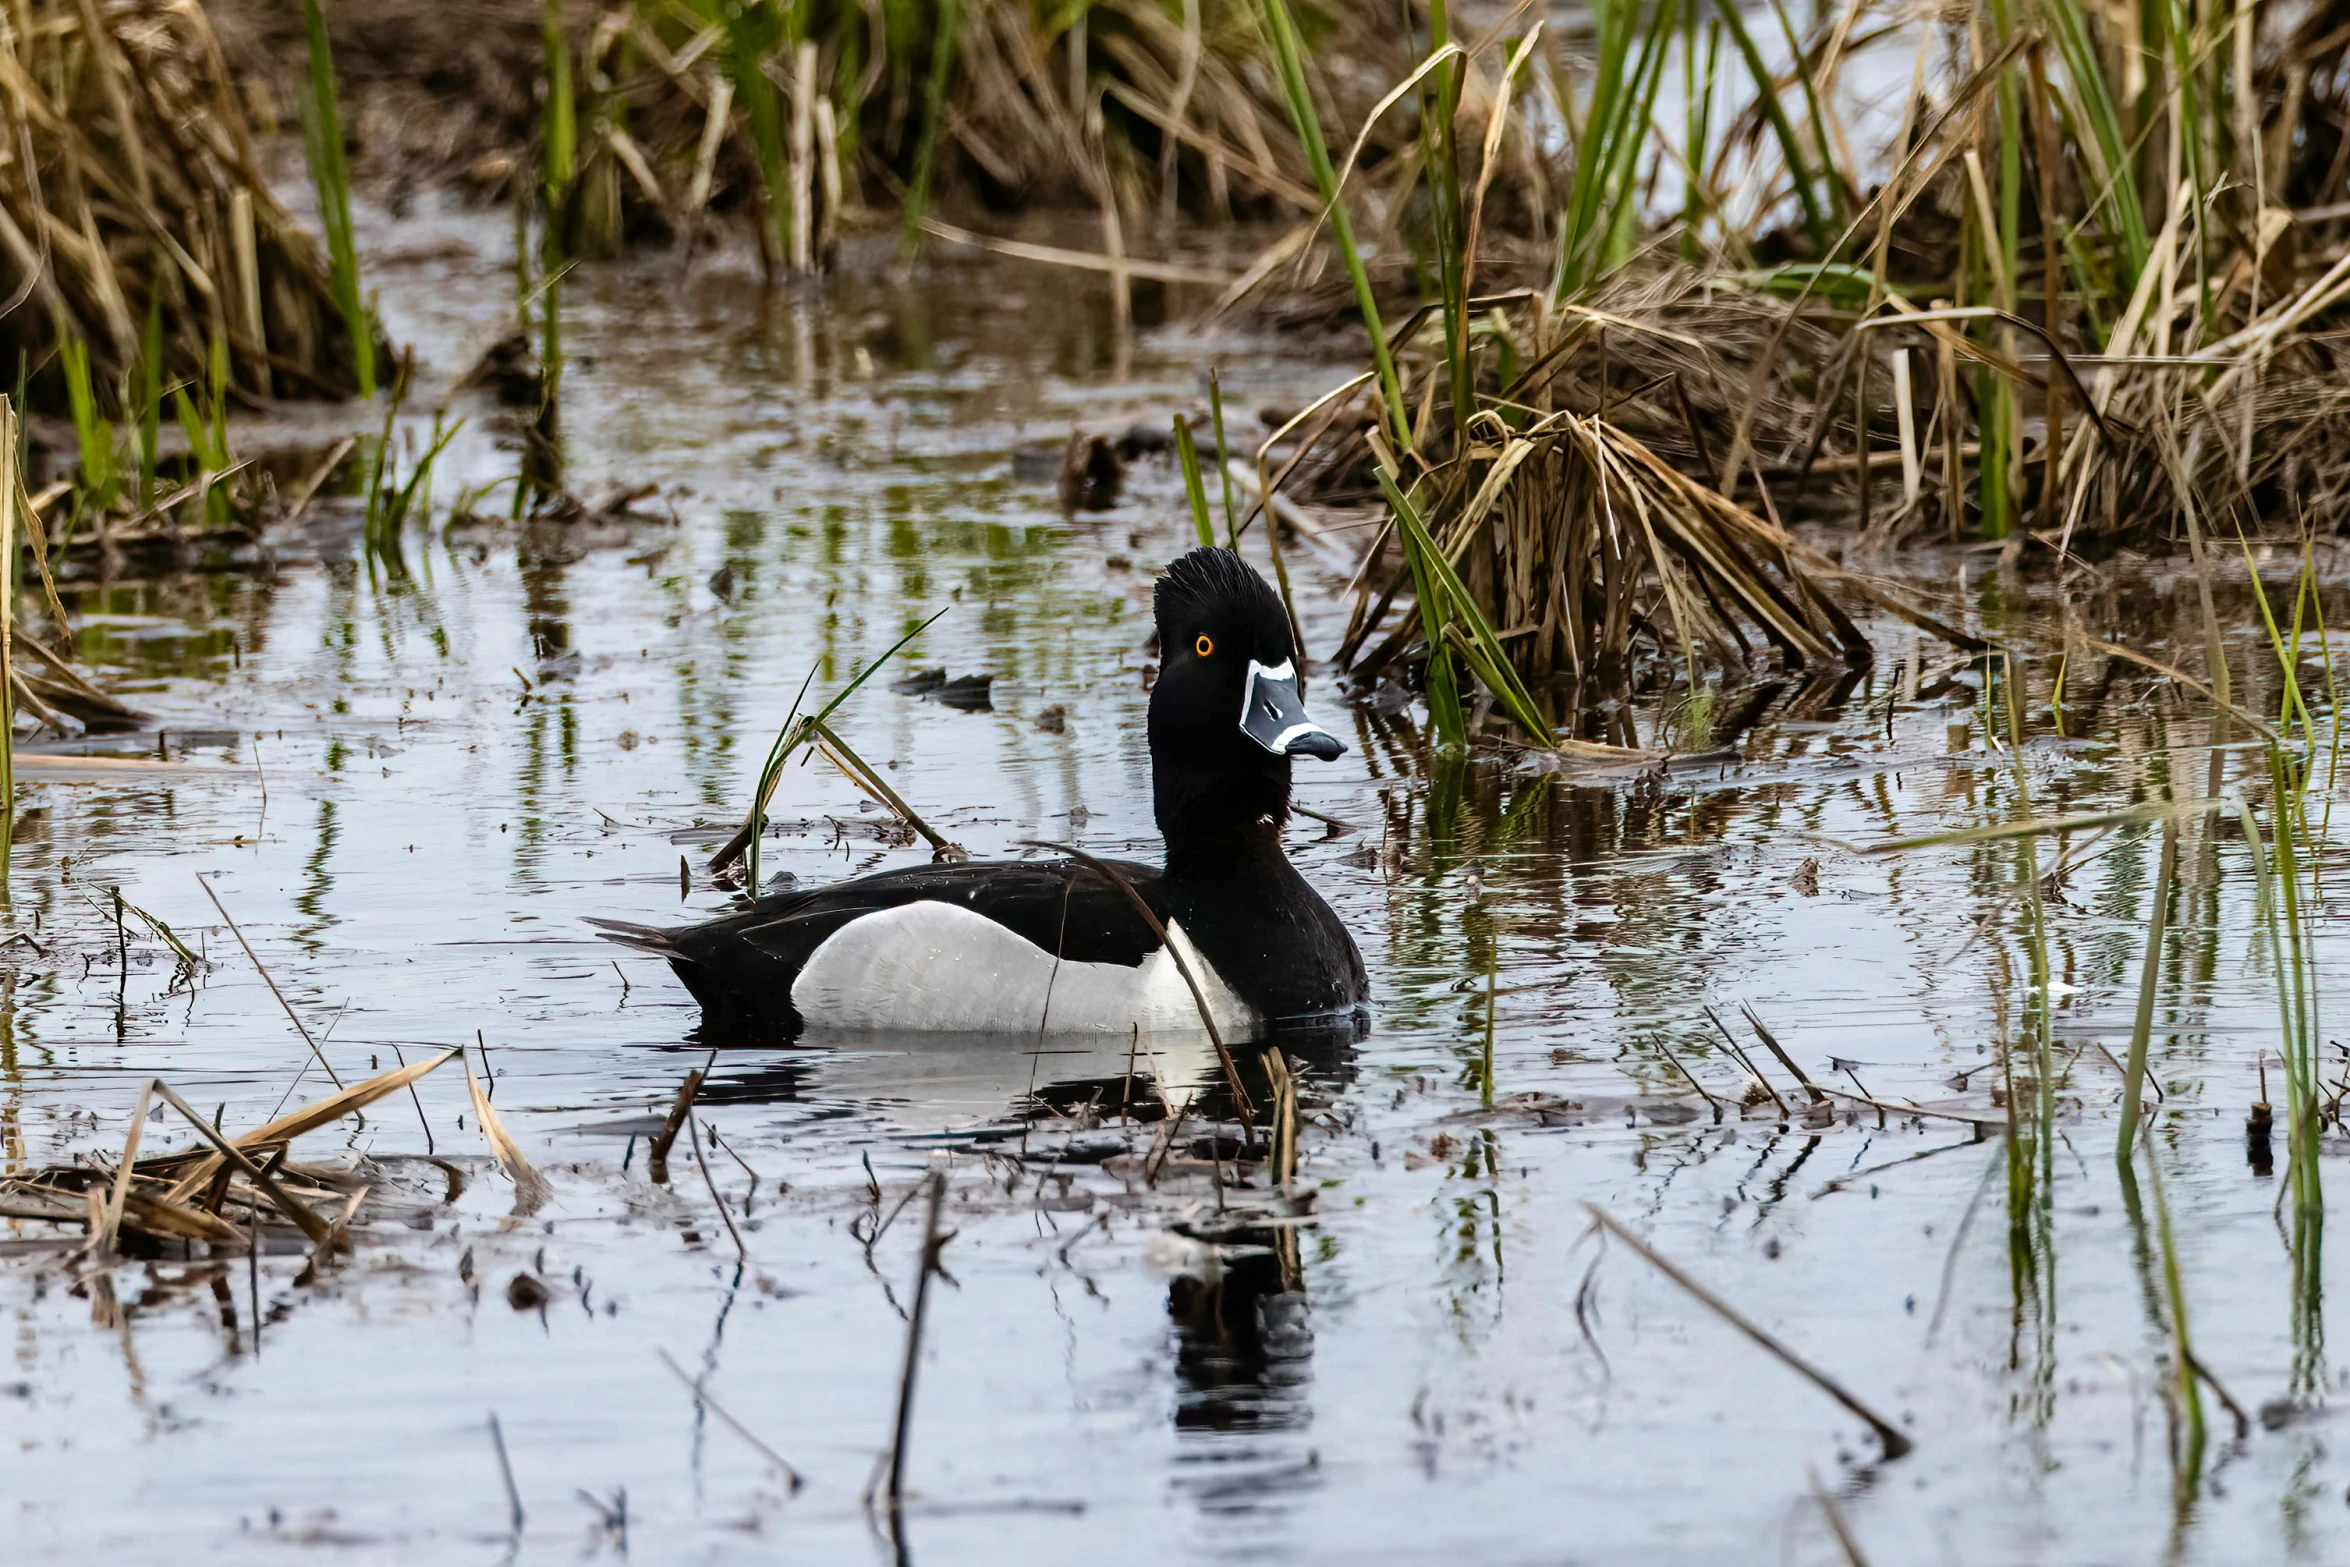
[789,898,1257,1037]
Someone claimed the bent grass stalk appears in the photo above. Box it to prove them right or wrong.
[741,609,947,890]
[2139,1132,2207,1490]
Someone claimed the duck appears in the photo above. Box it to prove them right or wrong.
[592,547,1368,1040]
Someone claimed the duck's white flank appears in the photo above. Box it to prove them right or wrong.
[789,899,1257,1037]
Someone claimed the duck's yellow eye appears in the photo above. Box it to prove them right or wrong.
[1194,634,1215,657]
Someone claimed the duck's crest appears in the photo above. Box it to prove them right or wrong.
[1155,547,1292,652]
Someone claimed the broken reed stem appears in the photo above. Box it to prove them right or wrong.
[90,1080,155,1261]
[1739,1003,1827,1104]
[464,1053,550,1213]
[1810,1468,1873,1567]
[1585,1203,1914,1460]
[385,1041,434,1155]
[648,1059,709,1184]
[2116,819,2178,1163]
[885,1166,950,1515]
[198,876,346,1091]
[1654,1036,1725,1120]
[809,719,966,860]
[149,1081,333,1247]
[1265,1047,1298,1190]
[1480,953,1497,1109]
[1704,1004,1789,1114]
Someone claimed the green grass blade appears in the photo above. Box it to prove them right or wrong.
[1255,0,1410,448]
[903,0,962,251]
[1712,0,1827,252]
[1173,417,1217,549]
[1375,467,1553,747]
[745,607,949,887]
[2040,0,2148,287]
[1208,368,1239,548]
[58,330,116,516]
[299,0,374,399]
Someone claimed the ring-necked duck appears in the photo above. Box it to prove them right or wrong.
[593,548,1368,1038]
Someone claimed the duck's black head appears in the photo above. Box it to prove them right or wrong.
[1149,548,1344,862]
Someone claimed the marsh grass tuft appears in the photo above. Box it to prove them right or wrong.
[300,0,375,400]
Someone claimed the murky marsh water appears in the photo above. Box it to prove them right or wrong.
[6,195,2350,1564]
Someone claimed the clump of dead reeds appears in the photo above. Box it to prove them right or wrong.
[0,1051,462,1263]
[1198,0,2350,737]
[0,0,378,411]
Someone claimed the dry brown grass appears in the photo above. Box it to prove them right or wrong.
[0,0,373,410]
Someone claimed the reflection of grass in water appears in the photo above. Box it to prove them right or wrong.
[1977,655,2058,1410]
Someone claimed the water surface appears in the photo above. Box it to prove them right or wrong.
[5,195,2347,1565]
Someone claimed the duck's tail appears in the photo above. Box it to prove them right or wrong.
[584,917,682,957]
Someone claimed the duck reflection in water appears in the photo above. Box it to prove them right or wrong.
[673,1019,1357,1446]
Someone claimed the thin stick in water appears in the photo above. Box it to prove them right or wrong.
[657,1347,803,1492]
[649,1053,712,1184]
[1810,1468,1872,1567]
[199,875,345,1091]
[1585,1203,1914,1460]
[1739,1002,1827,1103]
[1703,1004,1787,1114]
[688,1117,747,1261]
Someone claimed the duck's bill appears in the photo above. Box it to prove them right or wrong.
[1240,659,1346,760]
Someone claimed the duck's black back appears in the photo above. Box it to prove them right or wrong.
[610,858,1168,1028]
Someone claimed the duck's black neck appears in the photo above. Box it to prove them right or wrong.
[1153,751,1292,881]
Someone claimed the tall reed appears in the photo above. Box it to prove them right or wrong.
[1556,0,1678,300]
[0,395,16,881]
[1254,0,1408,446]
[56,328,116,522]
[299,0,374,400]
